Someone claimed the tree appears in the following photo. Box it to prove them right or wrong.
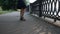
[0,0,17,10]
[0,0,30,10]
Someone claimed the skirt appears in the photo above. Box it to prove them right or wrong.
[17,0,26,9]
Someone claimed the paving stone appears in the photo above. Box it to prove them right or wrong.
[0,12,60,34]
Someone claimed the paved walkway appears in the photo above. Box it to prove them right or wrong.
[0,12,60,34]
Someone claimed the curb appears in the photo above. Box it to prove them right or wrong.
[31,14,60,27]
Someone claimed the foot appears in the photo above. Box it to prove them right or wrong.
[20,17,26,21]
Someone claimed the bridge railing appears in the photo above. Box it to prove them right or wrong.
[30,1,42,17]
[30,0,60,22]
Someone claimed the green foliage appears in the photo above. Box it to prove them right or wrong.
[0,0,29,10]
[0,0,17,10]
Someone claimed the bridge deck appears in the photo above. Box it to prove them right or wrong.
[0,12,60,34]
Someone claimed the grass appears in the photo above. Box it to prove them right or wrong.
[0,7,11,14]
[0,11,9,14]
[0,10,14,14]
[0,7,17,14]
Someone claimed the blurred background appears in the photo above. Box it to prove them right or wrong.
[0,0,37,14]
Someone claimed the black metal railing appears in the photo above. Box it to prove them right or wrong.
[30,0,60,22]
[30,1,42,17]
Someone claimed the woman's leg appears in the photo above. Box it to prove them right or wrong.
[20,8,26,20]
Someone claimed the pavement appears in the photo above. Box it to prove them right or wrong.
[0,12,60,34]
[31,14,60,27]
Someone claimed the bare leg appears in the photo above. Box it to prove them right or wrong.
[20,8,26,21]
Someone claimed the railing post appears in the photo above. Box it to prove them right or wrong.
[38,0,42,17]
